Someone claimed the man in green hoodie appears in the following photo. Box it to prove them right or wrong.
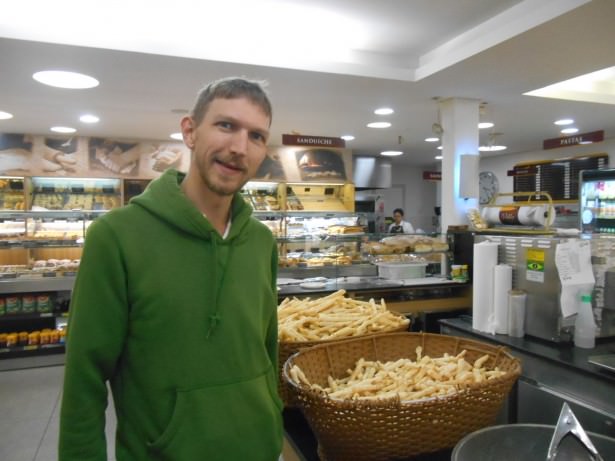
[59,77,283,461]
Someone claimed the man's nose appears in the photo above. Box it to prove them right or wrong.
[230,130,249,155]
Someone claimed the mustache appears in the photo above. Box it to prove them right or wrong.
[213,154,248,171]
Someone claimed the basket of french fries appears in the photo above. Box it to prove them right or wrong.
[283,332,521,461]
[277,289,410,406]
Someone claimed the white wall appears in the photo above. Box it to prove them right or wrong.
[479,138,615,196]
[383,165,438,233]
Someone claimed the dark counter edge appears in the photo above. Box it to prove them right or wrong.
[439,316,615,384]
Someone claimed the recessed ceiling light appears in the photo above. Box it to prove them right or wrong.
[435,155,443,160]
[170,132,183,140]
[374,107,394,115]
[479,145,507,152]
[425,137,439,142]
[341,135,355,141]
[33,70,99,89]
[437,146,443,150]
[561,127,579,134]
[478,122,494,129]
[50,126,76,134]
[0,111,14,120]
[555,118,574,125]
[380,150,403,156]
[79,114,100,124]
[367,122,391,129]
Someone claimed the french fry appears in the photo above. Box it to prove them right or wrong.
[278,291,409,342]
[290,348,508,402]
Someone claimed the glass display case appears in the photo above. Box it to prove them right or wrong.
[240,181,282,211]
[29,176,122,210]
[0,176,26,210]
[123,179,151,204]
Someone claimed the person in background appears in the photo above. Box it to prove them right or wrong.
[59,77,283,461]
[388,207,415,234]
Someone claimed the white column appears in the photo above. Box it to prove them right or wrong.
[439,98,480,232]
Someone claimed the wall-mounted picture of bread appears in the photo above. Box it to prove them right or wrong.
[295,148,347,181]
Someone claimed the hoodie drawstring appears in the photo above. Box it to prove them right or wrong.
[205,231,234,339]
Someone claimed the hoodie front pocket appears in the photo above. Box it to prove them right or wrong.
[148,370,282,461]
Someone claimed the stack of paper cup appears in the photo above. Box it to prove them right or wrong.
[508,289,527,337]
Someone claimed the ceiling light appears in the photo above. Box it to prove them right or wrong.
[478,122,494,129]
[380,150,403,156]
[425,137,439,142]
[340,135,355,141]
[554,118,574,125]
[79,114,99,123]
[50,126,76,134]
[561,127,579,134]
[170,132,183,140]
[367,122,391,129]
[437,146,443,150]
[374,108,394,115]
[435,155,443,160]
[479,145,507,152]
[0,111,13,120]
[33,70,99,89]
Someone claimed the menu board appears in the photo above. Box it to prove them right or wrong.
[511,153,608,201]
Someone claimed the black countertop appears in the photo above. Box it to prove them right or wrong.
[439,316,615,384]
[278,275,466,298]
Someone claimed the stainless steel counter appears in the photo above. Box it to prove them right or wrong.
[440,316,615,437]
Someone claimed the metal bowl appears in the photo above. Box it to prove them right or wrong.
[452,424,615,461]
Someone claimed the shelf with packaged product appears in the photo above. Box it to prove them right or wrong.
[0,208,101,359]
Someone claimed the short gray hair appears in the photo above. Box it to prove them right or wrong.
[190,77,272,126]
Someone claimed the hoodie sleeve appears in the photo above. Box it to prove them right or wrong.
[59,218,128,461]
[266,240,279,372]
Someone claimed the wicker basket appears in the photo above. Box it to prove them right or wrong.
[283,332,521,461]
[278,319,409,407]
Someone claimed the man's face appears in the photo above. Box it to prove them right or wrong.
[182,97,270,196]
[394,212,403,224]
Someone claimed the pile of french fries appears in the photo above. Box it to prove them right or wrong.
[289,346,507,402]
[278,289,409,342]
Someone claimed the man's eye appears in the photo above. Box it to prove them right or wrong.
[217,121,233,130]
[250,132,266,143]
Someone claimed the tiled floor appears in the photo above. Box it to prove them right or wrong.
[0,356,301,461]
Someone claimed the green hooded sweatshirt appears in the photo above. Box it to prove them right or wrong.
[59,169,283,461]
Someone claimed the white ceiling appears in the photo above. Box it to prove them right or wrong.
[1,0,614,168]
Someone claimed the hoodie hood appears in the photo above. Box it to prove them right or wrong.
[131,169,253,241]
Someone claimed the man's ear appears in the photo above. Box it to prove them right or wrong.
[180,116,195,150]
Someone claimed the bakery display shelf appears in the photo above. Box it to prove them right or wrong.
[0,239,83,249]
[0,311,63,321]
[252,211,284,219]
[276,234,363,243]
[27,239,82,248]
[0,275,75,293]
[0,343,64,358]
[0,210,105,220]
[284,210,356,218]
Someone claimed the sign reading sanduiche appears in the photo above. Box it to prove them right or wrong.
[282,134,346,148]
[543,130,604,150]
